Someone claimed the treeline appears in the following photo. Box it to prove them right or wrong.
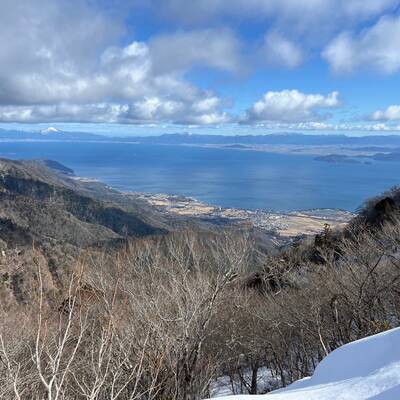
[1,198,400,399]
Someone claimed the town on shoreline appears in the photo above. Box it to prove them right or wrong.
[133,192,355,240]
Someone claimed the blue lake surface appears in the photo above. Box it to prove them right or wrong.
[0,141,399,212]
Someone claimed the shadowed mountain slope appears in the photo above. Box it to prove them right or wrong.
[0,158,166,248]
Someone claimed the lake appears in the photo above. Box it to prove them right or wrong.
[0,141,398,212]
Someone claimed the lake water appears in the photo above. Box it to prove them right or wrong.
[0,141,398,212]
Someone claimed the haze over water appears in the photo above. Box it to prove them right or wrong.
[1,141,398,212]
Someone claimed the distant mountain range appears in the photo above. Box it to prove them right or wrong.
[0,128,105,141]
[2,128,400,146]
[132,132,400,146]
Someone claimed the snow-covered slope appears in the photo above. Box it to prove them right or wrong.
[212,328,400,400]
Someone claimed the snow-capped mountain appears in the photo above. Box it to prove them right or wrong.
[40,126,61,134]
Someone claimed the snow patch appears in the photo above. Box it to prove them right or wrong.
[210,328,400,400]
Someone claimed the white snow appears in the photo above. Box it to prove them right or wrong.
[210,367,279,397]
[40,126,61,134]
[210,328,400,400]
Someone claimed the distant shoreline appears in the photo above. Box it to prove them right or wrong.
[2,139,398,213]
[69,168,356,241]
[1,137,399,161]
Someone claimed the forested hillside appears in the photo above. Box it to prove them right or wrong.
[0,159,399,399]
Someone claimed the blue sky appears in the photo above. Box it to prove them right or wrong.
[1,0,400,136]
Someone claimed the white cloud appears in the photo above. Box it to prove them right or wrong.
[0,1,231,125]
[260,32,303,68]
[149,29,242,74]
[153,0,396,22]
[238,120,400,133]
[0,0,398,128]
[151,0,398,39]
[371,105,400,121]
[0,0,123,105]
[126,95,230,124]
[341,0,398,19]
[149,0,399,73]
[243,90,340,123]
[323,15,400,74]
[0,95,231,126]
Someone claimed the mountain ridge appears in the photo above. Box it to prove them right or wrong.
[2,128,400,146]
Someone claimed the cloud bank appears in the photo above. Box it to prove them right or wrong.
[371,105,400,121]
[0,0,232,125]
[0,0,399,131]
[323,15,400,74]
[243,90,340,124]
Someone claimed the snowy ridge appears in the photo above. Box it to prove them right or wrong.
[211,328,400,400]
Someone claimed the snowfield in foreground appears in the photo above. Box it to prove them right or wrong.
[211,328,400,400]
